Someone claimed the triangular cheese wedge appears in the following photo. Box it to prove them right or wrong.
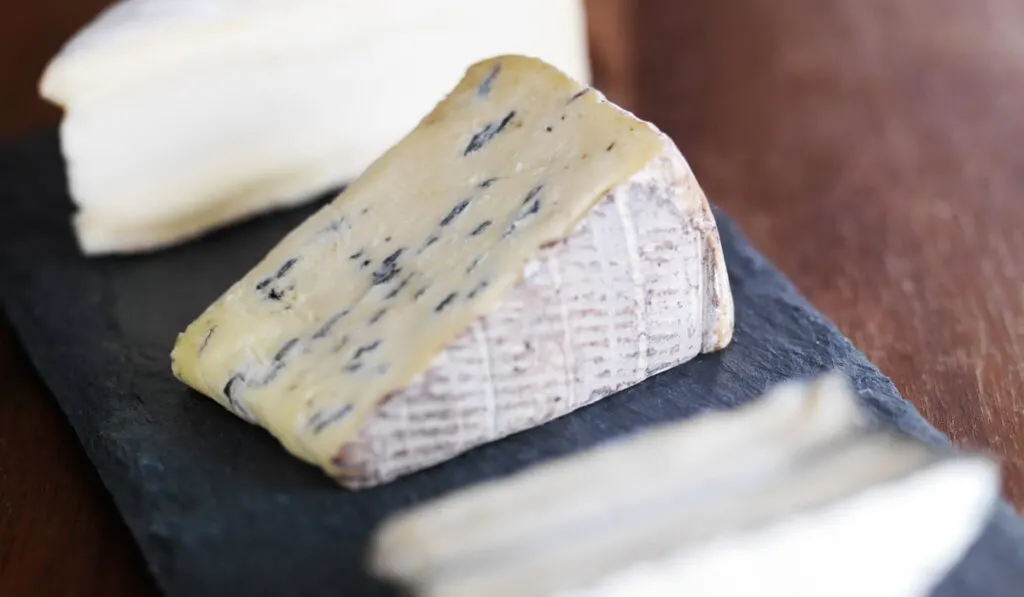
[40,0,590,254]
[370,374,999,597]
[171,55,734,487]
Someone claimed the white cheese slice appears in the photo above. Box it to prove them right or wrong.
[370,374,1000,597]
[170,55,734,488]
[39,0,590,254]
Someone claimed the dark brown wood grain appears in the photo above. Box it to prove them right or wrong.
[620,0,1024,507]
[1,0,1022,594]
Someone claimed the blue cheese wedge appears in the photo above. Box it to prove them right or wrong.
[40,0,590,254]
[171,55,734,488]
[369,374,1000,597]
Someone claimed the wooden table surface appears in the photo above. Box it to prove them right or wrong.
[1,1,1022,595]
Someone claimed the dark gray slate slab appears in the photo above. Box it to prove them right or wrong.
[1,132,1022,597]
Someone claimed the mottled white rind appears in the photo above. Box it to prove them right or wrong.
[39,0,591,254]
[335,135,733,487]
[369,374,999,597]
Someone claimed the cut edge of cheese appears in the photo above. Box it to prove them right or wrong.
[41,0,592,256]
[170,54,733,486]
[368,373,1000,597]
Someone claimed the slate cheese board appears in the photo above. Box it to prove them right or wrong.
[1,132,1023,597]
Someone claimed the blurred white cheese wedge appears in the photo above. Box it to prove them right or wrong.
[39,0,590,254]
[370,374,1000,597]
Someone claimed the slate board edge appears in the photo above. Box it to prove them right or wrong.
[1,291,176,588]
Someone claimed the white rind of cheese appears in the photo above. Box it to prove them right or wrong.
[39,0,591,254]
[369,374,1000,597]
[171,55,733,488]
[339,138,732,487]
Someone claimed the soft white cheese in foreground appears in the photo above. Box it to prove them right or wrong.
[40,0,590,254]
[370,374,1000,597]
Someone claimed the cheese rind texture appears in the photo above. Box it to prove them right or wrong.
[40,0,590,254]
[369,375,1000,597]
[337,141,731,487]
[171,55,733,487]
